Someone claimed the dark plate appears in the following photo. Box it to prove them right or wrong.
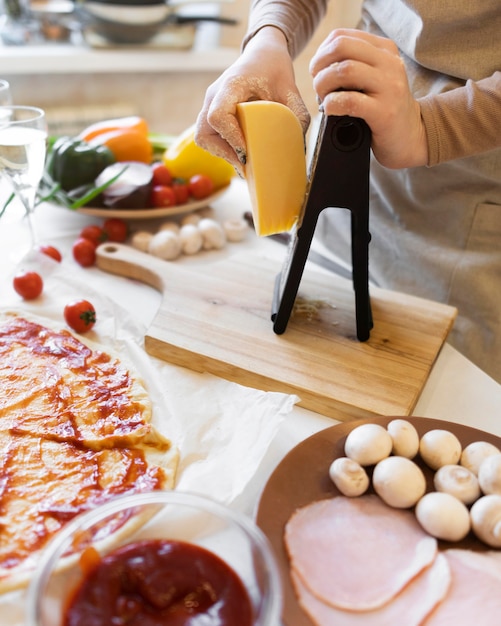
[256,415,501,626]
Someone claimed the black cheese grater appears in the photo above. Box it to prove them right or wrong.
[271,114,373,340]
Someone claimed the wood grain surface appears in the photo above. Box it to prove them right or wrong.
[96,243,457,421]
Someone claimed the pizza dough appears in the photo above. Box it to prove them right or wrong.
[0,313,179,593]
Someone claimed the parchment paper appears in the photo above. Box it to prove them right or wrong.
[0,252,297,624]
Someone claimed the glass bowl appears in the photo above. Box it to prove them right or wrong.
[26,491,282,626]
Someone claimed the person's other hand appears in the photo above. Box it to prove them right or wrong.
[310,29,428,168]
[195,27,310,176]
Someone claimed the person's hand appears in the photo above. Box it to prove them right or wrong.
[195,27,310,176]
[310,29,428,168]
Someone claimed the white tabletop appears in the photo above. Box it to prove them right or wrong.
[2,178,501,519]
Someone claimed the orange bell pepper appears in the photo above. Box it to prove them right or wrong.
[79,116,149,142]
[89,128,153,164]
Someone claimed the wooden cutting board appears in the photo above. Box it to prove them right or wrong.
[96,243,457,421]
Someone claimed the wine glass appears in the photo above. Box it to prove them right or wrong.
[0,80,12,106]
[0,105,47,252]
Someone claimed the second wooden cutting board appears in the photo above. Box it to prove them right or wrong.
[97,243,456,421]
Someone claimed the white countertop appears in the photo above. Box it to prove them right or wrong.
[2,178,501,512]
[1,42,239,75]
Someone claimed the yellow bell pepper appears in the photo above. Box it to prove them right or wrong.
[162,124,236,190]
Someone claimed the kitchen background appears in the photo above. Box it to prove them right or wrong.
[2,0,362,136]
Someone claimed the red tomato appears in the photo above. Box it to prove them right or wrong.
[103,217,128,243]
[13,270,44,300]
[151,185,177,208]
[80,224,106,247]
[151,162,172,187]
[64,299,96,333]
[72,237,96,267]
[39,244,62,263]
[172,180,190,205]
[189,174,214,200]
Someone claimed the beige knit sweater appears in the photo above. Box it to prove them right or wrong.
[242,0,501,381]
[244,0,501,166]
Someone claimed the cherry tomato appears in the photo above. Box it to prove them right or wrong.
[189,174,214,200]
[103,217,128,243]
[39,244,62,263]
[72,237,96,267]
[80,224,107,247]
[64,299,96,333]
[172,180,190,205]
[151,185,177,208]
[13,270,44,300]
[151,162,173,187]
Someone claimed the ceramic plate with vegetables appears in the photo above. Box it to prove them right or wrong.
[38,116,235,219]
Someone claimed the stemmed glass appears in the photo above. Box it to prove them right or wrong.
[0,105,47,252]
[0,80,12,106]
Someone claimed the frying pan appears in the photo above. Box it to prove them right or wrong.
[77,0,237,45]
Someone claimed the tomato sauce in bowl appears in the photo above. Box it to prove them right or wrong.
[26,492,282,626]
[64,539,253,626]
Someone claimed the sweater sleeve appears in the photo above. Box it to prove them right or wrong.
[241,0,328,59]
[419,71,501,165]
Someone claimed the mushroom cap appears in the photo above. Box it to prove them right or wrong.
[329,457,369,497]
[460,441,501,475]
[387,419,420,458]
[478,453,501,495]
[179,223,203,255]
[148,229,182,260]
[470,494,501,548]
[419,429,462,470]
[434,464,481,505]
[415,491,471,542]
[198,218,226,250]
[344,423,393,466]
[131,230,153,252]
[372,456,426,508]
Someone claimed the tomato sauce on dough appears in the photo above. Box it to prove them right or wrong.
[0,316,174,587]
[63,539,254,626]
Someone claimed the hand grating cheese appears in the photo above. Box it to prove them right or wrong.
[236,101,307,237]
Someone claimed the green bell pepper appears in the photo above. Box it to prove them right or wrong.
[47,137,116,192]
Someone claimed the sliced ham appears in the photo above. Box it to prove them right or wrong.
[284,495,437,611]
[423,549,501,625]
[292,553,450,626]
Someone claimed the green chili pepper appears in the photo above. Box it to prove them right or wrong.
[46,137,116,192]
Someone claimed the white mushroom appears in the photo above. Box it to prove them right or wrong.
[158,221,180,234]
[223,218,248,242]
[344,423,393,466]
[372,456,426,508]
[460,441,501,476]
[419,429,462,470]
[470,494,501,548]
[130,230,153,253]
[328,457,369,497]
[415,492,471,542]
[478,453,501,495]
[387,419,420,458]
[198,218,226,250]
[148,230,182,260]
[198,207,214,219]
[181,213,201,226]
[179,223,203,255]
[434,464,481,505]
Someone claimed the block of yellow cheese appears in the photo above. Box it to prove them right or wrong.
[236,101,307,237]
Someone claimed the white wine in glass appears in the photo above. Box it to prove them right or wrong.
[0,80,12,106]
[0,105,47,251]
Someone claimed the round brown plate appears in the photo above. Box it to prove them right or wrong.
[256,415,501,626]
[73,186,229,220]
